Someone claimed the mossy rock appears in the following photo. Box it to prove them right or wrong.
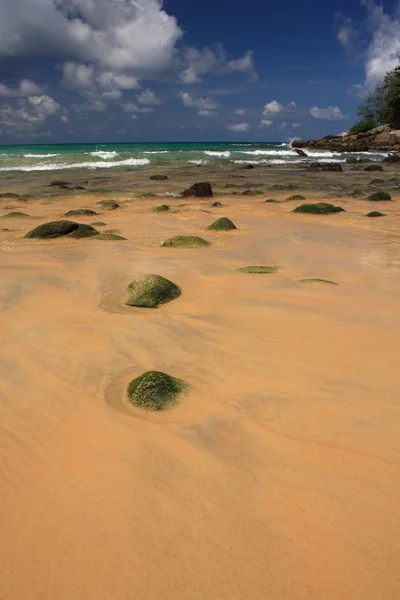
[67,224,100,238]
[94,233,127,240]
[98,200,120,210]
[369,179,385,185]
[264,198,280,203]
[293,203,345,214]
[211,201,222,207]
[300,278,338,286]
[241,189,264,196]
[162,235,210,248]
[90,221,106,226]
[237,266,280,274]
[25,220,80,239]
[126,274,181,308]
[351,189,365,197]
[1,212,31,218]
[207,217,237,231]
[1,228,11,232]
[367,191,392,201]
[286,194,306,201]
[150,175,169,181]
[127,371,188,411]
[366,211,386,217]
[153,204,170,212]
[64,209,97,217]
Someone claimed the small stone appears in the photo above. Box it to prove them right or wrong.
[64,209,97,216]
[126,274,181,308]
[181,182,213,198]
[153,204,170,212]
[127,371,188,411]
[366,211,386,217]
[207,217,237,231]
[150,175,169,180]
[162,235,210,248]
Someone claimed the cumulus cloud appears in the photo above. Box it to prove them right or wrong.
[178,91,218,116]
[121,102,154,115]
[137,89,163,105]
[337,0,400,95]
[226,122,250,132]
[0,79,45,97]
[235,108,245,115]
[0,95,60,130]
[180,45,257,84]
[263,100,283,115]
[309,105,347,120]
[260,119,273,127]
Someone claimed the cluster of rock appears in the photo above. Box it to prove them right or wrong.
[293,125,400,154]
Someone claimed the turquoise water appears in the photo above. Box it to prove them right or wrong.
[0,141,388,172]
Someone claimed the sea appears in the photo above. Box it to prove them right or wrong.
[0,141,389,172]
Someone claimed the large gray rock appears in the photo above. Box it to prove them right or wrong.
[181,182,213,198]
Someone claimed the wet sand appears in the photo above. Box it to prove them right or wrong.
[1,165,400,600]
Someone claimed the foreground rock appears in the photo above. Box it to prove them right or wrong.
[207,217,237,231]
[367,191,392,201]
[181,182,213,198]
[127,371,188,411]
[126,274,181,308]
[364,165,384,172]
[24,220,99,239]
[162,235,210,248]
[293,124,400,152]
[293,203,345,215]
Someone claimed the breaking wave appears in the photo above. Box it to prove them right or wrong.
[0,158,150,172]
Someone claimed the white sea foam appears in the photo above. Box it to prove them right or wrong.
[188,159,209,165]
[24,153,61,158]
[143,150,169,154]
[156,192,179,197]
[89,150,118,159]
[204,150,231,157]
[0,157,150,172]
[238,149,297,156]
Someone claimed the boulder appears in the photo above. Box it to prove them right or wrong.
[367,191,392,201]
[293,202,345,215]
[162,235,210,248]
[127,371,188,411]
[244,164,255,169]
[207,217,237,231]
[291,139,308,148]
[181,182,213,198]
[294,148,307,157]
[383,154,400,163]
[126,274,181,308]
[364,164,384,172]
[25,220,80,239]
[67,224,100,238]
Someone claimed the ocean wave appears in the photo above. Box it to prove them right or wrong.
[143,150,169,154]
[24,153,61,158]
[89,150,118,159]
[238,150,297,156]
[0,157,150,172]
[188,159,209,165]
[156,192,179,197]
[204,150,231,157]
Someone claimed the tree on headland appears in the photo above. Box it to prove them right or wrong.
[349,55,400,134]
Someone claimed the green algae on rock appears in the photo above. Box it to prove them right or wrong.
[293,203,345,214]
[64,209,97,217]
[207,217,237,231]
[286,194,306,201]
[211,201,223,207]
[94,233,127,240]
[1,212,31,218]
[127,371,188,411]
[67,224,100,238]
[126,274,181,308]
[300,278,338,285]
[153,204,170,212]
[97,200,120,210]
[237,266,280,274]
[366,211,386,217]
[264,198,280,203]
[162,235,210,248]
[90,221,106,226]
[367,191,392,201]
[25,220,80,238]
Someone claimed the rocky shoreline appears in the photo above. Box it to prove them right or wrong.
[293,124,400,155]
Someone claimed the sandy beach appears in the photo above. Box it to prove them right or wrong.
[1,162,400,600]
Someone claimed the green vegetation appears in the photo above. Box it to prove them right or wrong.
[162,235,210,247]
[367,191,392,201]
[237,266,280,274]
[207,217,237,231]
[348,116,377,135]
[127,371,188,411]
[126,274,181,308]
[293,203,345,214]
[300,278,338,286]
[64,209,97,216]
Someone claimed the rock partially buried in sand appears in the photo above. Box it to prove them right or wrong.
[126,274,181,308]
[367,191,392,201]
[181,182,213,198]
[67,224,100,238]
[264,198,280,203]
[150,175,169,181]
[94,233,127,240]
[98,199,120,211]
[300,278,338,285]
[25,220,80,239]
[90,221,106,226]
[307,163,343,172]
[162,235,210,248]
[153,204,170,212]
[207,217,237,231]
[286,194,306,201]
[64,209,97,217]
[293,203,345,215]
[1,212,31,218]
[364,164,384,172]
[211,201,223,207]
[127,371,188,411]
[366,211,386,217]
[238,266,280,274]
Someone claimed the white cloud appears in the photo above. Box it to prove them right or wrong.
[310,105,347,120]
[121,102,154,114]
[0,79,45,97]
[180,45,257,84]
[137,89,163,105]
[263,100,283,115]
[260,119,273,127]
[178,91,218,116]
[235,108,245,115]
[226,122,250,132]
[292,122,301,128]
[0,95,60,130]
[338,1,400,96]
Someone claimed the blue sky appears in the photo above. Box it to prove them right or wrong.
[0,0,400,144]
